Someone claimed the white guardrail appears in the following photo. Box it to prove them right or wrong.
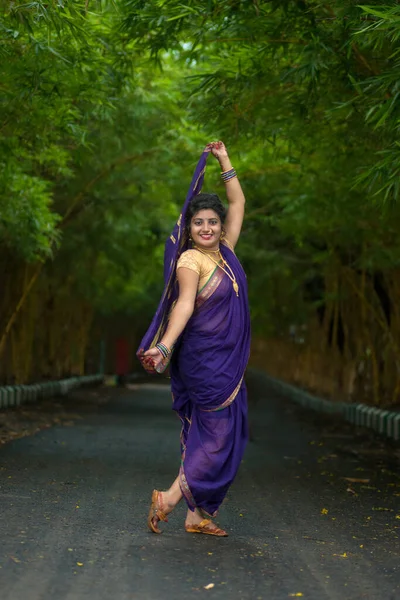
[0,375,104,410]
[262,372,400,441]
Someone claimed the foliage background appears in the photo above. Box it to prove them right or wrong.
[1,0,400,406]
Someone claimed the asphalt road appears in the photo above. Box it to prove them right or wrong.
[0,371,399,600]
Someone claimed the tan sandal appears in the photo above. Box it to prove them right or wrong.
[185,518,228,537]
[147,490,168,534]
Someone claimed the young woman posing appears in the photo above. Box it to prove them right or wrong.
[139,141,250,537]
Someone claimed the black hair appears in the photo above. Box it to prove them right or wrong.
[185,193,227,231]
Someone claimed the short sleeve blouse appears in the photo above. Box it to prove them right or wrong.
[177,249,216,291]
[177,250,201,275]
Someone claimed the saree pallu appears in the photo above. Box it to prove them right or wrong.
[170,243,251,517]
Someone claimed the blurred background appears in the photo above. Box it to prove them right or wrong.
[1,0,400,409]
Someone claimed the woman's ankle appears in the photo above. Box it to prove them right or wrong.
[185,508,203,525]
[162,490,180,511]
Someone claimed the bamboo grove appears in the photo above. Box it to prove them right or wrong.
[1,1,400,406]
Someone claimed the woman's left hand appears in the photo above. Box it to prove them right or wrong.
[205,141,228,160]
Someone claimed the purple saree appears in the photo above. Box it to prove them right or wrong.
[137,152,251,517]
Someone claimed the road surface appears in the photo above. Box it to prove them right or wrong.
[0,371,399,599]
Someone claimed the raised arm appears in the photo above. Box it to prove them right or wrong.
[207,141,245,249]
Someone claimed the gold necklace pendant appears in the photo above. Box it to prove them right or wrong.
[221,255,239,297]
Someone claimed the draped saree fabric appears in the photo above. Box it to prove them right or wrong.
[137,152,210,352]
[137,152,251,517]
[172,244,250,516]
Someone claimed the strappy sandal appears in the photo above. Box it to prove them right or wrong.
[147,489,169,534]
[185,518,228,537]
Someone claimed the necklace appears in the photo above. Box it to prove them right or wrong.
[194,246,239,297]
[194,246,220,254]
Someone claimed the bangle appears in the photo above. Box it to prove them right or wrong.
[221,168,237,182]
[155,342,172,359]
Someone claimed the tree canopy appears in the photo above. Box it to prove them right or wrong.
[1,1,400,405]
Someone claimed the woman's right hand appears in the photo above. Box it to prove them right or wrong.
[138,347,164,373]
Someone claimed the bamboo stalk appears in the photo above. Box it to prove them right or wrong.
[343,268,400,358]
[0,264,43,358]
[0,152,156,363]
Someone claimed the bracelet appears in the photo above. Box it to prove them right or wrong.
[221,168,237,183]
[155,342,172,359]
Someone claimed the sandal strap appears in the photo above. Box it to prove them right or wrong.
[185,518,227,536]
[154,509,168,522]
[199,519,211,528]
[153,492,168,522]
[199,519,226,535]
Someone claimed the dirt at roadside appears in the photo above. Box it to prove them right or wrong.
[0,386,120,447]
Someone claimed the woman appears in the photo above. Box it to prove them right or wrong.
[138,141,250,537]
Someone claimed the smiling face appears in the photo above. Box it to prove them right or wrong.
[190,209,222,251]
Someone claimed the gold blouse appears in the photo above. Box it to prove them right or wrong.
[176,250,216,291]
[176,241,234,292]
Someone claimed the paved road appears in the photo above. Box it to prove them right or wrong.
[0,372,399,600]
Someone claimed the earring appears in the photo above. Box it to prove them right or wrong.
[221,229,226,240]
